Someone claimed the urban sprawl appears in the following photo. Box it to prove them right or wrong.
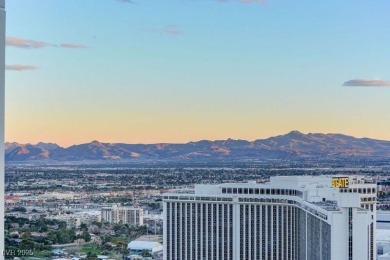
[5,161,390,259]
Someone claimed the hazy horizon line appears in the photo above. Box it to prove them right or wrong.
[5,130,389,148]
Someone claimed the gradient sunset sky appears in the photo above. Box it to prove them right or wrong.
[5,0,390,147]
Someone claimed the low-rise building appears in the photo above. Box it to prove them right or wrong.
[128,241,163,256]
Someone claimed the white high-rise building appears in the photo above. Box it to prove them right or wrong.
[163,175,376,260]
[0,0,5,254]
[101,205,144,226]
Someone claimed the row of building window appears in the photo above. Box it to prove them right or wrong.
[238,204,331,260]
[238,197,328,221]
[361,197,376,202]
[163,195,232,202]
[165,202,233,260]
[339,187,376,194]
[221,187,303,197]
[166,201,332,260]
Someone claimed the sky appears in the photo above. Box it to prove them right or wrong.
[4,0,390,147]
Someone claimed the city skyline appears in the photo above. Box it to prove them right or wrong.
[5,0,390,147]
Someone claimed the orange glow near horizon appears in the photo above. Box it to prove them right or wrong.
[6,110,390,147]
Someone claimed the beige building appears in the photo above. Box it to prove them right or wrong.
[101,205,144,226]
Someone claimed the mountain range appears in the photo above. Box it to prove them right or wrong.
[5,131,390,162]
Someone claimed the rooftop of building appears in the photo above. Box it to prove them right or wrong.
[377,229,390,242]
[311,200,340,211]
[134,235,163,243]
[163,175,375,215]
[128,240,163,250]
[192,175,376,194]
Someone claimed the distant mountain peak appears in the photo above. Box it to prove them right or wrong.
[35,142,61,150]
[5,131,390,162]
[287,130,304,135]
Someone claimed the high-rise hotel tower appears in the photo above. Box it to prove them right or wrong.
[0,0,5,254]
[163,176,376,260]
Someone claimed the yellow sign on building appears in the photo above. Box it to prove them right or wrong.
[332,177,349,188]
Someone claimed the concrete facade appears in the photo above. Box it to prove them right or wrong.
[163,175,376,260]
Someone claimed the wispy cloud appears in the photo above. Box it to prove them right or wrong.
[343,79,390,87]
[6,37,53,49]
[239,0,266,3]
[5,65,38,71]
[217,0,267,3]
[6,36,87,49]
[60,43,87,49]
[240,0,267,4]
[162,26,183,36]
[115,0,133,3]
[139,26,183,37]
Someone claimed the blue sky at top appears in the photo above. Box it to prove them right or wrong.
[4,0,390,146]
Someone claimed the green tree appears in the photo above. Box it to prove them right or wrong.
[91,221,102,228]
[100,233,112,244]
[80,223,88,231]
[12,207,27,213]
[86,252,97,260]
[82,231,91,242]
